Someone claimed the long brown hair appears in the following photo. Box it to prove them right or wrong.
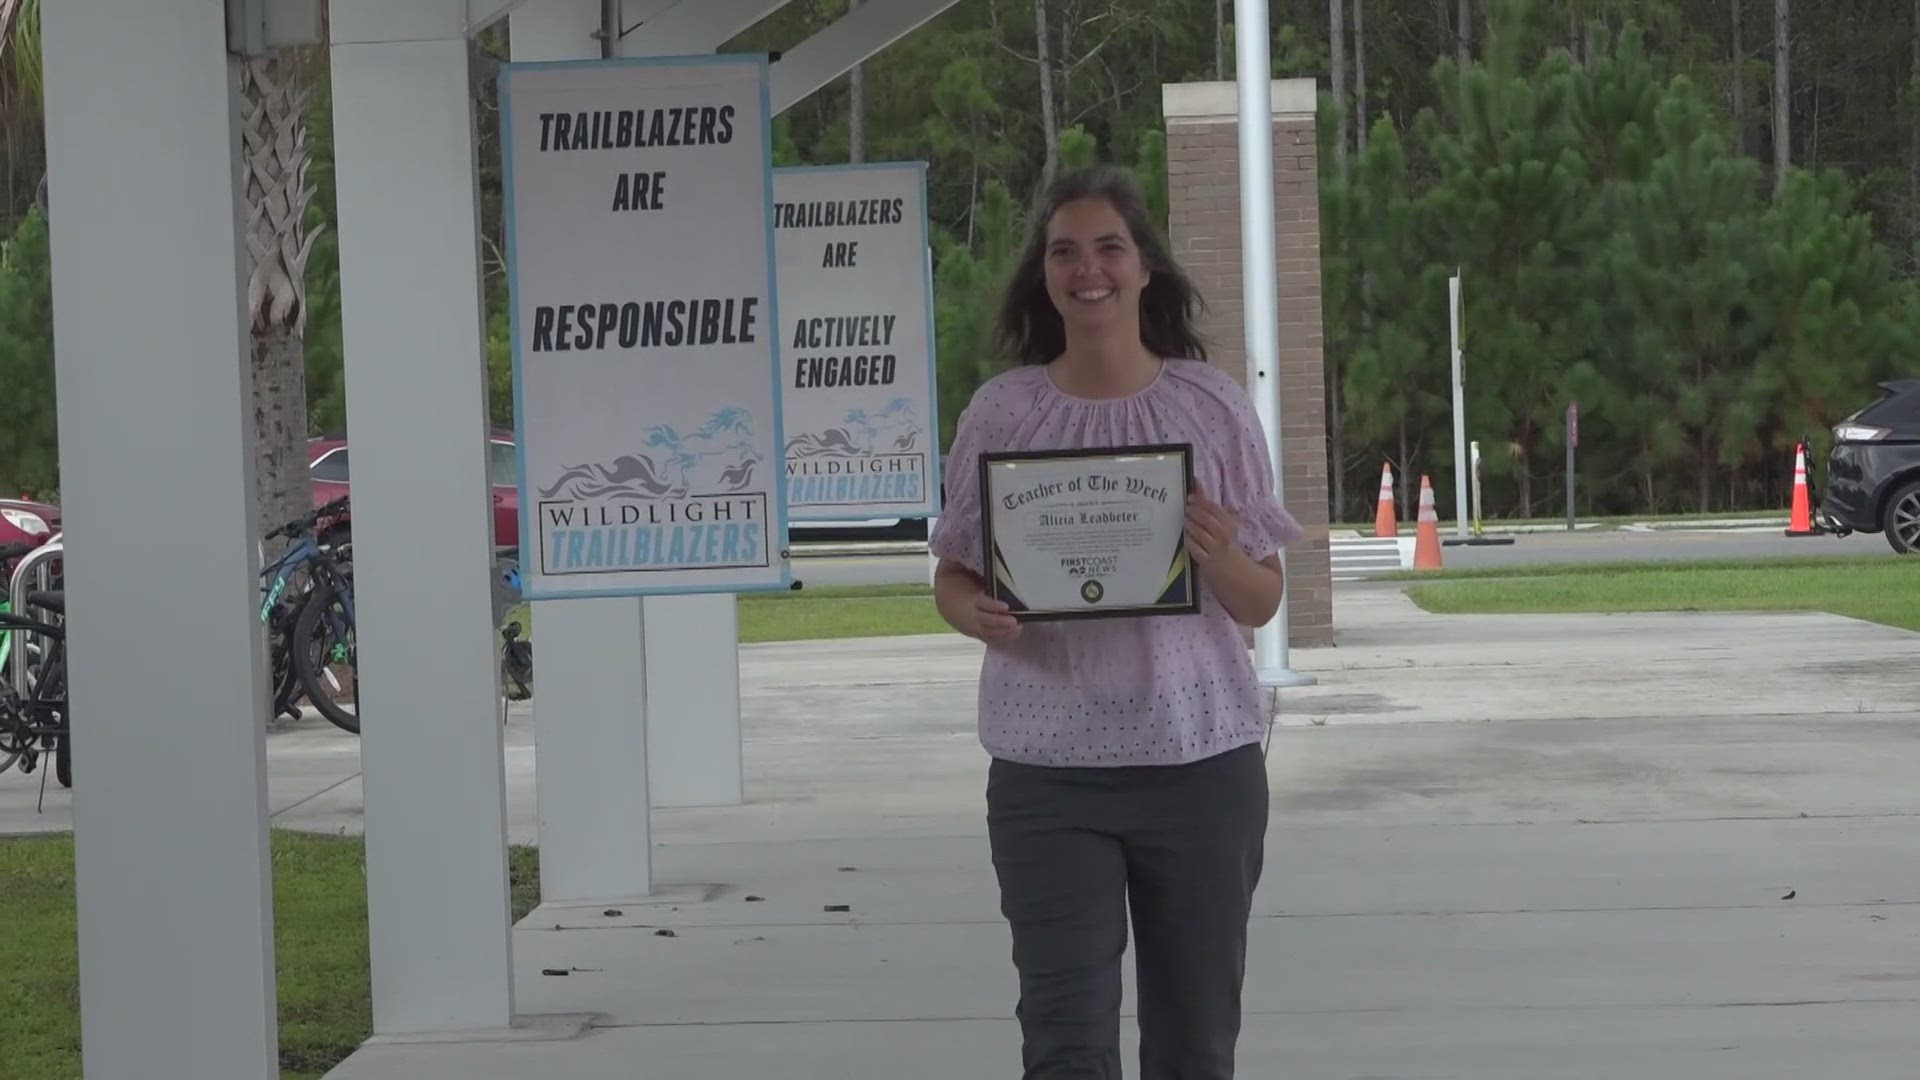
[994,165,1209,365]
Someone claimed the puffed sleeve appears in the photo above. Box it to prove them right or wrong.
[928,398,990,577]
[1217,384,1304,562]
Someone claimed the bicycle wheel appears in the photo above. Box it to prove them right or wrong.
[0,638,45,776]
[0,697,20,776]
[293,586,359,734]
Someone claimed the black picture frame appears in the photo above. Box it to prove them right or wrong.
[977,443,1200,622]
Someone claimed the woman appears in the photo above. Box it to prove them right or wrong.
[929,165,1302,1079]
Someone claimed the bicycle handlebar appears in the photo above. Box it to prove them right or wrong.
[266,495,351,541]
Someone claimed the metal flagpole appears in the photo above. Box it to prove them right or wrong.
[1450,270,1470,538]
[1237,0,1315,689]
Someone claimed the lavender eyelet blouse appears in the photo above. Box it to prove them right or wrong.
[928,359,1304,768]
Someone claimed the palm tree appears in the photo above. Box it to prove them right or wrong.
[3,3,322,544]
[240,52,324,546]
[0,0,46,221]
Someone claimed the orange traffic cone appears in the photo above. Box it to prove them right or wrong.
[1413,475,1444,569]
[1786,441,1816,536]
[1374,462,1398,537]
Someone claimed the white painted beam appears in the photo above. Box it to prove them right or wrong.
[468,0,537,35]
[507,0,602,58]
[330,0,466,42]
[626,0,789,53]
[509,0,660,903]
[328,0,516,1036]
[41,1,279,1075]
[772,0,961,114]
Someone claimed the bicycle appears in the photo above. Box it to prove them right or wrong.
[494,552,533,701]
[0,539,54,675]
[0,593,70,805]
[259,496,359,734]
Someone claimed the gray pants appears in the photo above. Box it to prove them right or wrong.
[986,743,1269,1079]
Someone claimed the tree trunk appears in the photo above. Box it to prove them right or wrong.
[1215,0,1226,80]
[1331,0,1348,172]
[848,0,865,163]
[251,327,311,543]
[1698,430,1714,513]
[240,56,321,546]
[1329,373,1347,523]
[1352,0,1368,149]
[1457,0,1471,65]
[1034,0,1060,190]
[1773,0,1790,197]
[1731,0,1746,156]
[1398,417,1410,523]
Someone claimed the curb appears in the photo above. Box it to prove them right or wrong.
[1618,517,1790,532]
[791,541,928,557]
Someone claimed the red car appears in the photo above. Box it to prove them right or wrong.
[309,433,521,549]
[0,495,58,547]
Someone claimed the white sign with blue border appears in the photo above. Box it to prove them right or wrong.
[775,162,941,521]
[501,54,789,599]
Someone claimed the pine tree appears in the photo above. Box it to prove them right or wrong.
[1416,15,1601,514]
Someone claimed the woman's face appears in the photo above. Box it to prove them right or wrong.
[1042,197,1149,336]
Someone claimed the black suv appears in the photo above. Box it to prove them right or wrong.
[1818,378,1920,553]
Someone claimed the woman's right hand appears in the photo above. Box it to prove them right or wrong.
[964,594,1023,646]
[934,559,1023,645]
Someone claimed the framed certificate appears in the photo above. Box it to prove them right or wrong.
[979,444,1199,621]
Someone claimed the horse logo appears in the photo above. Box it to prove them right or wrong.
[786,397,922,459]
[541,407,764,502]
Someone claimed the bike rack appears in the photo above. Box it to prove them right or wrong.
[8,534,63,696]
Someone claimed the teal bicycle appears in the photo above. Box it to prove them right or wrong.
[0,538,47,691]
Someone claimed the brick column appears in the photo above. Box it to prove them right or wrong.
[1160,79,1333,647]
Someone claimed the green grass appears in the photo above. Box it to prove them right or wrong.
[741,584,946,642]
[1402,555,1920,632]
[507,584,949,645]
[0,830,542,1080]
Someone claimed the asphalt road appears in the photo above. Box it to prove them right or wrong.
[790,526,1906,589]
[791,549,933,589]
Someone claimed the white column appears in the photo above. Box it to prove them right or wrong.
[328,0,515,1034]
[614,27,747,811]
[510,0,658,902]
[41,2,278,1075]
[643,594,744,807]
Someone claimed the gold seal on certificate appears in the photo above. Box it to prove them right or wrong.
[979,444,1199,621]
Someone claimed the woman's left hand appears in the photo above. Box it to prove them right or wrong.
[1185,490,1243,565]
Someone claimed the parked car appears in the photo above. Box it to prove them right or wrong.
[0,497,58,550]
[310,433,521,548]
[1817,378,1920,554]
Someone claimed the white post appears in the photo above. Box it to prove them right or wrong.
[41,2,279,1074]
[509,0,658,904]
[1450,271,1470,538]
[328,0,515,1034]
[1471,439,1484,536]
[1236,0,1315,689]
[614,28,747,811]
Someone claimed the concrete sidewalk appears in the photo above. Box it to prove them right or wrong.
[8,590,1920,1077]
